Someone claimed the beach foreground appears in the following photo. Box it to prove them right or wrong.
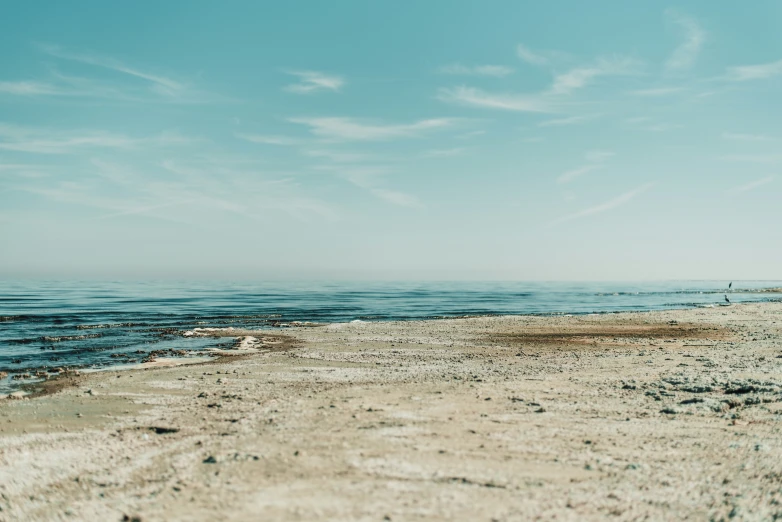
[1,303,781,521]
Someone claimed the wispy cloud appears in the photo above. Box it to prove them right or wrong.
[156,159,340,221]
[289,117,456,141]
[557,165,600,184]
[440,52,637,117]
[549,56,641,95]
[438,86,553,112]
[457,130,486,139]
[731,176,774,193]
[725,59,782,82]
[630,86,685,96]
[720,154,782,164]
[722,132,775,142]
[424,148,464,157]
[9,153,337,225]
[557,150,615,184]
[538,114,600,127]
[625,118,683,132]
[550,183,653,225]
[284,70,344,94]
[39,43,184,93]
[438,64,514,77]
[0,124,196,154]
[0,163,49,178]
[0,124,135,154]
[665,10,705,71]
[0,81,70,96]
[0,45,223,103]
[516,44,551,66]
[236,134,301,146]
[0,163,45,172]
[97,198,197,220]
[302,149,370,163]
[368,188,422,208]
[585,150,615,162]
[645,123,684,132]
[0,75,136,101]
[316,164,421,207]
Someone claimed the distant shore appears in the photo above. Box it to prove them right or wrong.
[2,301,782,520]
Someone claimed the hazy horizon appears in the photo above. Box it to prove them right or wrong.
[1,1,780,280]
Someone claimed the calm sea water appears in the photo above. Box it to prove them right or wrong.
[1,280,780,392]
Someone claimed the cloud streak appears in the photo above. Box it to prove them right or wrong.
[0,45,223,103]
[731,176,774,193]
[538,114,600,127]
[665,10,705,71]
[725,59,782,81]
[550,183,653,225]
[289,117,456,141]
[438,86,553,113]
[549,56,640,95]
[557,165,600,184]
[516,44,551,66]
[284,71,344,94]
[369,188,422,208]
[630,87,685,96]
[557,150,615,184]
[438,64,514,77]
[0,81,71,96]
[39,44,184,92]
[722,132,775,142]
[316,164,422,207]
[236,134,301,146]
[0,124,196,154]
[721,154,782,164]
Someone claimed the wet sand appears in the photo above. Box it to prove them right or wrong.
[1,302,781,521]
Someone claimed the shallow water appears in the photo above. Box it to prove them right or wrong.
[1,280,780,392]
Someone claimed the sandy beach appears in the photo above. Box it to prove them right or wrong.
[1,302,781,521]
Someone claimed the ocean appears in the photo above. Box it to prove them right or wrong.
[1,280,780,392]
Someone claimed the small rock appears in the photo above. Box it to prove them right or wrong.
[203,456,218,464]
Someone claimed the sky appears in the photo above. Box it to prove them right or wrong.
[0,1,780,280]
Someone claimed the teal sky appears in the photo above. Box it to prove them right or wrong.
[1,1,780,280]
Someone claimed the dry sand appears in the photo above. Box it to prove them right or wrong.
[1,302,781,521]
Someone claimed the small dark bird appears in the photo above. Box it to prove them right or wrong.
[725,295,731,304]
[728,282,733,290]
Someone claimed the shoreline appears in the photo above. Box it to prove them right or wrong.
[1,301,782,519]
[2,283,780,386]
